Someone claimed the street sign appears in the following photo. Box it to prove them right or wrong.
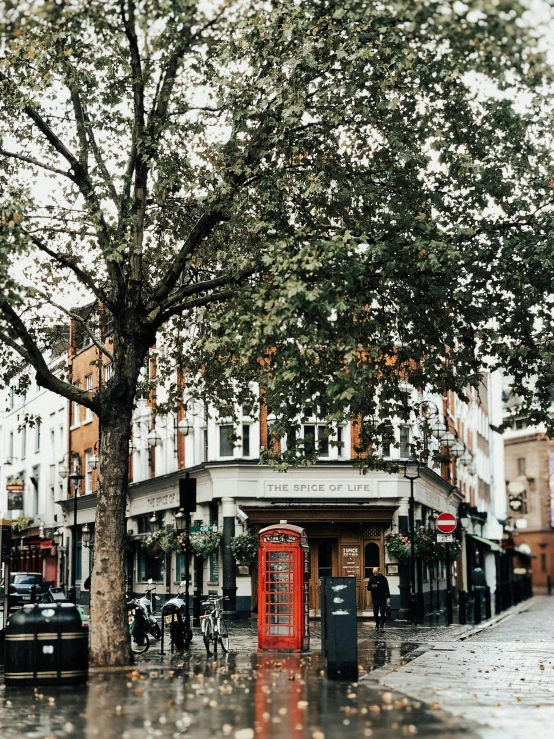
[436,512,457,534]
[437,533,454,543]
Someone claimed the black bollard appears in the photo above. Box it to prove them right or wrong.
[474,591,482,625]
[459,589,467,625]
[548,575,552,596]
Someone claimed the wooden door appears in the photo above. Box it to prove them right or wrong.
[308,539,338,612]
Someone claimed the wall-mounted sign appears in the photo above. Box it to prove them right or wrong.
[6,476,24,511]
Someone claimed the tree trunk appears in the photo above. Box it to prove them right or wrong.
[89,406,134,666]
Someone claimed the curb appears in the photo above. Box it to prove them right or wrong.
[454,595,542,642]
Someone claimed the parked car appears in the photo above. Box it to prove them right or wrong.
[9,572,49,607]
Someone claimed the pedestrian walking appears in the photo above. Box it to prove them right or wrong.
[367,567,391,632]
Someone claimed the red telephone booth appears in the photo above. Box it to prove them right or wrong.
[258,521,310,651]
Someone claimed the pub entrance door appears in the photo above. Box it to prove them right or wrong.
[309,539,338,613]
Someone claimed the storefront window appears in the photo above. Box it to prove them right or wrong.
[139,549,162,581]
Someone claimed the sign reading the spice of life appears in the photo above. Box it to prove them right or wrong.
[436,512,457,534]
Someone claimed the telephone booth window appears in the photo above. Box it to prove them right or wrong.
[364,542,380,578]
[265,550,294,636]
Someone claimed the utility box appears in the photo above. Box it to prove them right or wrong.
[258,521,310,652]
[4,602,88,686]
[320,577,358,680]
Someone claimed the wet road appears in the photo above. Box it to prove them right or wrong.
[0,623,479,739]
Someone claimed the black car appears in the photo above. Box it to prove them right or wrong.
[9,572,49,606]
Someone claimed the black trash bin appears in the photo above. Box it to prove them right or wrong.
[4,602,88,686]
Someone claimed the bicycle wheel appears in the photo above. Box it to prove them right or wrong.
[218,619,229,653]
[151,622,162,640]
[203,618,213,655]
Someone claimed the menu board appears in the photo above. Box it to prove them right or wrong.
[342,545,360,578]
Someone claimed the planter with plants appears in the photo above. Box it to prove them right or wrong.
[189,530,222,557]
[230,533,258,566]
[141,528,181,559]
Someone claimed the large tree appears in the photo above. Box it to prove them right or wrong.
[0,0,551,665]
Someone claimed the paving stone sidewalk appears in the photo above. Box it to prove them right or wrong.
[375,595,554,739]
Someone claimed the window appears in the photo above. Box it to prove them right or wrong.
[203,428,209,462]
[209,549,220,583]
[50,428,55,458]
[364,543,381,578]
[517,457,526,477]
[34,422,41,452]
[219,424,234,457]
[72,381,81,426]
[9,387,15,410]
[303,424,328,457]
[8,431,14,463]
[337,426,343,457]
[515,418,527,430]
[242,424,250,457]
[400,426,410,458]
[104,363,113,382]
[85,450,92,494]
[20,425,27,459]
[138,549,162,581]
[85,375,93,421]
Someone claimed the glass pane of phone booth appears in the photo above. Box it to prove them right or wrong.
[265,550,294,636]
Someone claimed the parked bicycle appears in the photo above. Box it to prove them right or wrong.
[161,581,192,652]
[201,595,229,656]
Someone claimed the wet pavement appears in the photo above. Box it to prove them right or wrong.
[0,618,482,739]
[378,596,554,739]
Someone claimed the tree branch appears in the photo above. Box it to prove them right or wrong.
[151,211,224,305]
[154,287,239,326]
[0,147,72,178]
[0,301,98,411]
[20,228,115,311]
[33,289,114,363]
[155,265,260,316]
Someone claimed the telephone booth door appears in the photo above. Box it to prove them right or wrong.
[258,522,309,652]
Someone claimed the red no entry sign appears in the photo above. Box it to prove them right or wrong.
[436,512,457,534]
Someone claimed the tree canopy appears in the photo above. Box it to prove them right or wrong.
[1,0,553,663]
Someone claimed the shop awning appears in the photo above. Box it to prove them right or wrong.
[467,534,503,553]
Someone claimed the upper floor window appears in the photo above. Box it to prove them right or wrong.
[302,425,329,457]
[9,386,15,410]
[85,375,93,421]
[72,382,81,426]
[517,457,526,477]
[242,424,251,457]
[219,425,234,457]
[399,426,410,459]
[104,363,113,382]
[34,422,41,453]
[20,424,27,459]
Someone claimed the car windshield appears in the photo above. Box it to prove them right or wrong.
[13,575,43,584]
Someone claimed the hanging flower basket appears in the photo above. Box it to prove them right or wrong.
[384,532,411,563]
[230,533,258,566]
[141,528,181,559]
[189,530,222,557]
[415,527,461,565]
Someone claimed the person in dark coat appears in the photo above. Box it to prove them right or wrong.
[367,566,391,632]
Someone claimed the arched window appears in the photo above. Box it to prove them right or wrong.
[364,542,380,578]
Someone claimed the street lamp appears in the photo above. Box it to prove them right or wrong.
[68,470,84,604]
[52,528,67,589]
[82,523,94,549]
[149,512,160,532]
[404,459,420,625]
[174,506,192,646]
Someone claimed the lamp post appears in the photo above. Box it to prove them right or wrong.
[52,528,66,589]
[68,470,84,604]
[174,506,192,648]
[404,460,420,625]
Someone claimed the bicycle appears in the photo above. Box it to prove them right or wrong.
[201,595,229,656]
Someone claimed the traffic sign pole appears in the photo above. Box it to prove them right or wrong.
[436,513,457,625]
